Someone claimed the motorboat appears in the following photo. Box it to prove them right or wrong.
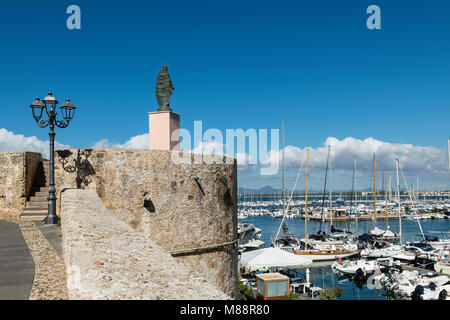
[361,240,405,259]
[422,235,450,250]
[238,222,264,253]
[403,242,441,261]
[414,284,450,300]
[332,259,379,275]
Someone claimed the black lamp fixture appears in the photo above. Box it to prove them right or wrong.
[30,92,77,224]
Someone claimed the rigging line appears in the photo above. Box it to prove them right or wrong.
[319,145,331,233]
[274,151,307,241]
[399,165,425,241]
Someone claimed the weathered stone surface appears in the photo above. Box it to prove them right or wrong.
[0,152,42,219]
[54,148,238,298]
[18,221,68,300]
[61,189,230,300]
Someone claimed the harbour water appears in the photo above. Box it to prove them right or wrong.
[239,215,450,300]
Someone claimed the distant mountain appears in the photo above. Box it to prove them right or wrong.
[238,185,411,195]
[238,185,280,195]
[238,185,322,195]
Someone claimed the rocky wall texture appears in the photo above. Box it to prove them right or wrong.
[54,148,238,298]
[0,152,42,218]
[61,189,230,300]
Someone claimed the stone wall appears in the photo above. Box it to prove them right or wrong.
[0,152,42,218]
[54,148,238,298]
[61,189,230,299]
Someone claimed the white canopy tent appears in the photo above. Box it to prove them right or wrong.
[239,247,312,272]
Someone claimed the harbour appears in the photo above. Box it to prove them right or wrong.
[1,0,450,309]
[238,214,450,300]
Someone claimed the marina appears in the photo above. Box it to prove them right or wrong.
[238,214,450,300]
[1,1,450,309]
[237,132,450,300]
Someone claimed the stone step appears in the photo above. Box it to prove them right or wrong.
[20,207,48,221]
[33,191,49,198]
[36,186,50,192]
[25,201,47,208]
[19,215,47,221]
[29,196,48,202]
[22,207,48,214]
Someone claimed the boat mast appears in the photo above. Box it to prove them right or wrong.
[282,119,285,220]
[389,175,392,202]
[448,138,450,204]
[305,148,310,248]
[350,157,355,210]
[417,176,419,202]
[373,153,377,228]
[353,158,358,232]
[396,159,402,245]
[399,165,425,241]
[329,151,333,229]
[385,165,388,230]
[448,138,450,172]
[319,145,330,230]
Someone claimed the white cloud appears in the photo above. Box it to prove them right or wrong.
[192,140,256,166]
[261,136,448,177]
[92,133,149,149]
[92,135,255,167]
[0,128,71,158]
[2,128,447,186]
[83,134,450,180]
[192,140,224,155]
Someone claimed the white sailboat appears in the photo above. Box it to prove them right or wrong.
[292,148,359,261]
[361,159,405,258]
[368,155,400,242]
[271,120,303,250]
[332,259,379,275]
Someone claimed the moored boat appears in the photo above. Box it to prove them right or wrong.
[434,260,450,275]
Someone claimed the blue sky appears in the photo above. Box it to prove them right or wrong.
[0,0,449,190]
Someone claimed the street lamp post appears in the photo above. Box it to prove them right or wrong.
[30,92,76,224]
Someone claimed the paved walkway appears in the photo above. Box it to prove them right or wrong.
[0,220,35,300]
[35,221,63,259]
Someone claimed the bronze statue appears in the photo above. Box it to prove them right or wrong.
[155,65,174,111]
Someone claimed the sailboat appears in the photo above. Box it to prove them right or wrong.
[360,159,405,259]
[348,157,359,231]
[305,146,355,246]
[271,120,303,251]
[292,148,359,261]
[445,138,450,212]
[368,154,399,242]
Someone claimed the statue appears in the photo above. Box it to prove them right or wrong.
[155,65,174,111]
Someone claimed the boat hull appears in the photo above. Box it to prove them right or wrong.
[293,250,359,262]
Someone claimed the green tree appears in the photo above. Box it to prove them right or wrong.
[319,287,344,300]
[238,281,255,300]
[284,292,299,300]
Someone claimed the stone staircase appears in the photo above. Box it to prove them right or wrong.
[20,160,50,221]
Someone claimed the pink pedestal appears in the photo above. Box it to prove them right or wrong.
[148,111,180,151]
